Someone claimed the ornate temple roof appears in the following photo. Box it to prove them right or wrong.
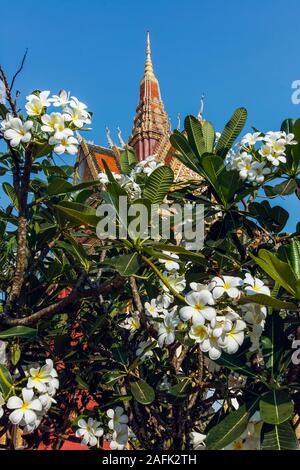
[76,33,200,182]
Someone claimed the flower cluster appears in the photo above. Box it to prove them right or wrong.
[229,130,297,184]
[75,406,129,449]
[0,359,59,432]
[132,263,270,362]
[0,90,91,155]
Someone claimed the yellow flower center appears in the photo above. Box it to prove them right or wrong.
[21,402,29,411]
[194,303,203,311]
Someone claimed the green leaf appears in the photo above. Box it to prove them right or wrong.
[54,201,99,227]
[119,148,137,175]
[0,326,37,339]
[206,397,259,450]
[130,379,155,405]
[239,294,297,310]
[264,179,297,197]
[102,370,126,386]
[249,201,289,233]
[261,421,299,450]
[0,364,13,397]
[261,311,285,377]
[143,165,174,204]
[260,390,294,425]
[215,107,247,159]
[184,115,206,157]
[111,345,128,365]
[170,130,201,174]
[107,253,141,276]
[214,352,257,379]
[47,178,73,196]
[2,182,19,210]
[168,378,191,397]
[32,142,53,158]
[0,103,9,120]
[202,121,215,153]
[251,249,297,296]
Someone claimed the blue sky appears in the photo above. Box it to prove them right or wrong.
[1,0,300,230]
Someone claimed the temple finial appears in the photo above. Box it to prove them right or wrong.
[117,126,125,148]
[106,126,113,148]
[144,31,154,78]
[177,113,181,130]
[198,94,204,122]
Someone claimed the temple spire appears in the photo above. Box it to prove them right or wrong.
[144,31,154,78]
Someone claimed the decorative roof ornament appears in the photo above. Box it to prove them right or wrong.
[117,126,126,148]
[177,113,181,130]
[144,31,154,78]
[106,126,114,148]
[198,94,204,122]
[168,117,172,134]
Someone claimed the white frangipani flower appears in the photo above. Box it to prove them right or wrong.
[4,117,33,147]
[189,322,209,343]
[219,319,247,354]
[27,359,58,393]
[243,273,270,296]
[248,161,271,183]
[200,335,223,360]
[241,132,263,146]
[211,276,243,299]
[236,152,254,180]
[107,407,128,432]
[50,90,70,107]
[156,293,173,309]
[144,299,162,318]
[161,272,186,294]
[180,290,216,324]
[49,134,78,154]
[7,388,42,425]
[158,312,179,347]
[25,91,51,115]
[110,424,129,450]
[190,282,213,292]
[210,315,233,338]
[63,107,91,128]
[122,313,140,332]
[158,251,180,271]
[76,418,103,447]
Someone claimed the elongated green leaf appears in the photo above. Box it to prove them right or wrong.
[206,397,259,450]
[130,379,155,405]
[202,121,215,153]
[107,253,141,276]
[214,352,257,379]
[184,115,206,157]
[239,294,296,310]
[215,107,247,159]
[2,182,19,210]
[0,326,37,339]
[260,390,293,425]
[54,201,99,227]
[120,148,137,175]
[261,311,285,377]
[169,378,191,397]
[47,178,73,195]
[251,249,297,296]
[0,365,13,397]
[170,131,201,174]
[143,166,174,204]
[262,421,299,450]
[102,370,126,386]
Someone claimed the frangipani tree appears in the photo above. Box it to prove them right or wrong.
[0,62,300,450]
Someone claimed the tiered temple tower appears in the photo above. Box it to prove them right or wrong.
[128,32,170,161]
[76,33,196,181]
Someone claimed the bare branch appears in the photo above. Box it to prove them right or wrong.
[10,49,28,92]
